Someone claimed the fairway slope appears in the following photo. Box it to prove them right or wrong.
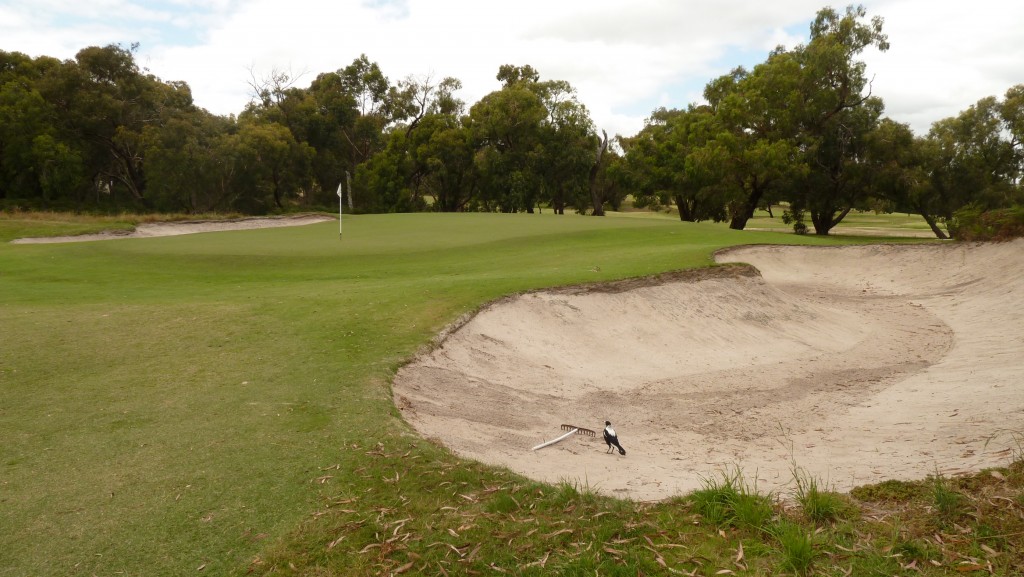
[394,241,1024,500]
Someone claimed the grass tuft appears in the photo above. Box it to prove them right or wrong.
[772,520,816,575]
[793,467,851,523]
[689,467,775,532]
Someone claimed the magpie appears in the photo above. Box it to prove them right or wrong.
[603,421,626,455]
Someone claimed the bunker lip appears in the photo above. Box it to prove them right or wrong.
[9,214,334,244]
[394,240,1024,501]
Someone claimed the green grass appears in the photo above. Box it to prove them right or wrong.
[1,211,1018,576]
[744,206,944,236]
[792,468,852,524]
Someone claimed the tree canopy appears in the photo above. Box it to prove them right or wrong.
[1,5,1021,236]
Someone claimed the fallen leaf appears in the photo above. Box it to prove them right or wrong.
[544,528,572,538]
[393,561,414,574]
[979,544,999,556]
[524,551,550,568]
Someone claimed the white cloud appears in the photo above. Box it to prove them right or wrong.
[3,0,1021,136]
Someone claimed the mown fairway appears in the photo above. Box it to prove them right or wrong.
[0,213,974,576]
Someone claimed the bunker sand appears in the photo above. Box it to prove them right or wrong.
[394,241,1024,501]
[10,214,333,244]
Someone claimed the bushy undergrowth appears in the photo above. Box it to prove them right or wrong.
[949,205,1024,240]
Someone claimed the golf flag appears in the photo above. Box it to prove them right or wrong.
[336,182,343,239]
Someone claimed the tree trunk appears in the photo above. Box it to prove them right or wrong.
[345,170,353,211]
[919,209,949,239]
[729,183,764,230]
[811,205,852,235]
[675,194,695,222]
[588,130,609,216]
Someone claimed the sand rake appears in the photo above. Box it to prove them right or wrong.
[531,424,597,451]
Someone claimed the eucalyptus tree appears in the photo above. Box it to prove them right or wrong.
[469,65,599,213]
[587,130,611,215]
[244,55,414,210]
[620,106,729,222]
[918,93,1023,228]
[354,74,472,212]
[0,51,75,203]
[2,44,212,210]
[697,5,889,233]
[856,118,954,238]
[55,44,172,207]
[141,110,243,213]
[535,79,597,214]
[785,5,891,235]
[1004,84,1024,163]
[702,59,802,229]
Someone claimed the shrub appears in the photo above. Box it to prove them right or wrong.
[949,204,1024,241]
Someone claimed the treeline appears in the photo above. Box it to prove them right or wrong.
[1,6,1021,237]
[619,6,1023,238]
[0,45,612,216]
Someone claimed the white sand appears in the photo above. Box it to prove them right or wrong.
[10,214,334,244]
[394,241,1024,501]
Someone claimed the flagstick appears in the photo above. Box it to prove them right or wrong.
[336,182,343,240]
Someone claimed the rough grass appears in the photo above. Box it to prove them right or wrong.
[2,211,1017,576]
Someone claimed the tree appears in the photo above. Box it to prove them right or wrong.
[536,82,597,214]
[587,130,609,215]
[469,79,547,212]
[703,59,802,229]
[353,74,472,213]
[859,118,953,238]
[916,94,1022,232]
[142,110,241,212]
[468,66,599,214]
[234,120,313,211]
[696,5,889,233]
[620,106,730,222]
[787,5,891,235]
[0,53,63,202]
[409,113,477,212]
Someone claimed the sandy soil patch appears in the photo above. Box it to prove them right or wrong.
[394,241,1024,501]
[10,214,334,244]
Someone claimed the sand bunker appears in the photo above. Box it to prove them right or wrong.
[394,241,1024,501]
[10,214,334,244]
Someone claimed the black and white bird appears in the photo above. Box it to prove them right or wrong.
[603,421,626,455]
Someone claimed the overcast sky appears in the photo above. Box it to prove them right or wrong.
[2,0,1021,137]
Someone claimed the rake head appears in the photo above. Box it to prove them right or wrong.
[561,424,596,437]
